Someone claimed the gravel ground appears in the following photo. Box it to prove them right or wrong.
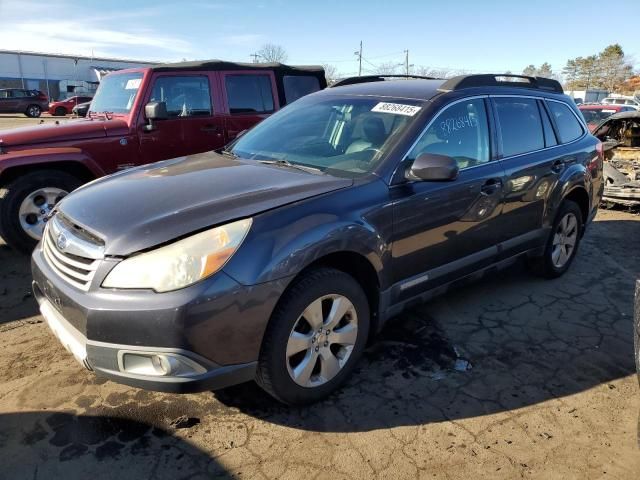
[0,115,639,479]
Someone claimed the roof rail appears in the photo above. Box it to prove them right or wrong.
[332,74,437,88]
[438,74,563,94]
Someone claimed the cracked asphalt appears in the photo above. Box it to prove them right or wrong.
[0,111,638,478]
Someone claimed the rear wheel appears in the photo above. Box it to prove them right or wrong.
[54,106,67,116]
[528,200,583,278]
[0,171,82,253]
[25,105,42,118]
[256,268,370,405]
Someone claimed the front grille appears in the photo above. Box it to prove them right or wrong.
[42,217,102,291]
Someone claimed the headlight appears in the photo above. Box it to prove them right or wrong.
[102,218,252,292]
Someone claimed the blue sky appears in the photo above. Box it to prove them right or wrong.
[1,0,638,77]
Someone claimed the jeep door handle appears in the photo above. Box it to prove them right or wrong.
[200,124,221,133]
[480,178,503,195]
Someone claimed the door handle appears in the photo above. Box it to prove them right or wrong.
[480,178,503,195]
[200,124,220,133]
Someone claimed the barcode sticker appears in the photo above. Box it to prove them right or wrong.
[371,102,421,116]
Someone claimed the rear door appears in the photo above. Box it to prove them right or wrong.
[390,96,506,301]
[220,71,278,141]
[491,96,584,258]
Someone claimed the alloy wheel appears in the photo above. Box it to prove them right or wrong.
[286,294,358,388]
[18,187,68,240]
[551,212,578,268]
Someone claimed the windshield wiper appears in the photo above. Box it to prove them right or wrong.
[219,148,238,159]
[258,159,324,175]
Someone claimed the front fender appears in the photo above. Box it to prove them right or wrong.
[223,180,392,289]
[0,147,105,179]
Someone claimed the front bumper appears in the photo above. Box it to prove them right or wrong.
[32,247,288,393]
[604,183,640,207]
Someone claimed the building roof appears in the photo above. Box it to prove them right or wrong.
[0,49,155,65]
[151,59,324,74]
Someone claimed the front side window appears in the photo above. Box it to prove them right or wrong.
[231,96,421,177]
[283,75,321,104]
[225,74,274,114]
[91,72,143,114]
[0,90,10,99]
[149,76,212,118]
[406,98,490,169]
[547,101,583,143]
[494,97,544,157]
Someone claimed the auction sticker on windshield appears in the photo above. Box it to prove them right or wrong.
[371,102,421,116]
[125,78,142,90]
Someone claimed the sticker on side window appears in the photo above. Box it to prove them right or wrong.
[125,78,142,90]
[371,102,421,116]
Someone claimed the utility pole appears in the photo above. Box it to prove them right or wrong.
[354,41,363,76]
[249,53,261,63]
[404,49,409,75]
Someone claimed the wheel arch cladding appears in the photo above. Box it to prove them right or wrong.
[564,186,590,224]
[0,160,96,187]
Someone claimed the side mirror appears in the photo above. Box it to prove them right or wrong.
[408,153,459,181]
[144,101,168,131]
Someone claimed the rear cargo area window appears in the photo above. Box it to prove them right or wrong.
[225,74,274,114]
[547,101,584,143]
[283,76,321,104]
[494,98,544,157]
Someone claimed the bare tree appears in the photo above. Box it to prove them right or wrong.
[257,43,288,63]
[322,64,339,85]
[376,61,400,75]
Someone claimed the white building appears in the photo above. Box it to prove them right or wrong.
[0,50,155,101]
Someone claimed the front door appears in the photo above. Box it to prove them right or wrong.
[0,90,19,113]
[390,97,506,301]
[138,73,224,164]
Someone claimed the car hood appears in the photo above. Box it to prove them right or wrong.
[56,152,353,255]
[0,118,129,148]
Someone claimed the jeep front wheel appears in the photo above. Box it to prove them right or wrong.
[0,171,83,253]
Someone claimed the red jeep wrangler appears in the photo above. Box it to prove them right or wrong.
[0,60,326,252]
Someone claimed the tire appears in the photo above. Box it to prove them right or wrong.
[54,106,67,116]
[527,200,583,278]
[0,170,83,254]
[25,105,42,118]
[256,267,370,405]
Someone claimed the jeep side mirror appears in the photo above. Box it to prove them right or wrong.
[408,153,459,181]
[144,101,168,131]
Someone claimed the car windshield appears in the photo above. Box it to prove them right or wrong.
[230,95,422,177]
[90,72,143,114]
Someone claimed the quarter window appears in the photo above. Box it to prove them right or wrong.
[547,101,584,143]
[406,98,490,169]
[225,74,274,114]
[283,75,321,104]
[149,76,212,118]
[494,98,544,156]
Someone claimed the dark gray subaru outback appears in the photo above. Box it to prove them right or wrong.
[32,74,603,405]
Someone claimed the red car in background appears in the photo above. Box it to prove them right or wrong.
[578,104,635,131]
[48,96,94,116]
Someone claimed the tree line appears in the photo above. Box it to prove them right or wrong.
[251,42,639,94]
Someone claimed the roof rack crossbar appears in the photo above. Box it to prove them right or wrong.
[438,74,563,94]
[332,74,437,87]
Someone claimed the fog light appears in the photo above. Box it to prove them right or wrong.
[151,354,178,376]
[120,351,207,377]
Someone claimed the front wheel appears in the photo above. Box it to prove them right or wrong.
[25,105,42,118]
[527,200,583,278]
[0,171,83,253]
[256,268,370,405]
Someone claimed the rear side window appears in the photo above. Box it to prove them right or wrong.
[225,74,274,114]
[149,76,212,118]
[547,101,584,143]
[407,98,490,169]
[12,90,28,98]
[283,75,321,104]
[494,98,544,156]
